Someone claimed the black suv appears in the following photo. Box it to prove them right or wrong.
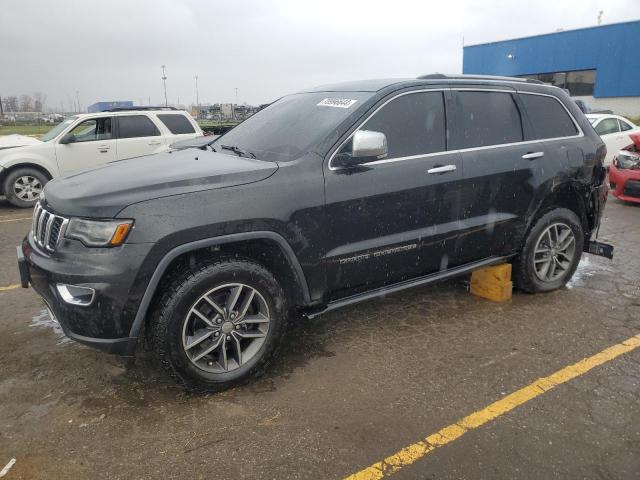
[18,74,610,392]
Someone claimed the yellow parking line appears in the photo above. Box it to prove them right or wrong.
[0,217,32,223]
[345,333,640,480]
[0,284,21,292]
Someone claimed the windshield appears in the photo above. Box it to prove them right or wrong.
[212,92,372,162]
[40,117,78,142]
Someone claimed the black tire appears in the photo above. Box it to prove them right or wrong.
[513,208,584,293]
[149,256,288,393]
[3,167,48,208]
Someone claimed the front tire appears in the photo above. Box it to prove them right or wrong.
[3,167,48,208]
[149,257,288,393]
[513,208,584,293]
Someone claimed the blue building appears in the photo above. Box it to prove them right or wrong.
[87,101,133,113]
[463,20,640,116]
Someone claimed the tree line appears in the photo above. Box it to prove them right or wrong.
[1,93,48,113]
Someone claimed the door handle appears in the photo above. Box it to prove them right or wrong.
[98,145,110,152]
[427,165,457,174]
[148,141,162,146]
[522,151,544,160]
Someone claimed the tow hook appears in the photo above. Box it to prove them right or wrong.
[587,240,614,259]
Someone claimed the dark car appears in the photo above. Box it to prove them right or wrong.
[18,74,611,392]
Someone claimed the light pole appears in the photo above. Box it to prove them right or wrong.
[161,65,168,106]
[194,75,199,106]
[76,90,81,112]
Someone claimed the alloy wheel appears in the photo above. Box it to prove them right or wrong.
[181,283,270,373]
[13,175,43,201]
[533,222,576,282]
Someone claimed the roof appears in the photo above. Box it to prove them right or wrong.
[302,74,547,93]
[74,109,190,118]
[465,19,640,48]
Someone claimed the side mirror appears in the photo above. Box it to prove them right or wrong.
[334,130,388,168]
[59,133,76,144]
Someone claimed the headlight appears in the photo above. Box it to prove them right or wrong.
[615,151,640,170]
[65,218,133,247]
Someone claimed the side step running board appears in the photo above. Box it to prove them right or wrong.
[304,255,511,319]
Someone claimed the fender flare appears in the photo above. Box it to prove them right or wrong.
[125,231,311,353]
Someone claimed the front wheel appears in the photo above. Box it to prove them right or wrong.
[513,208,584,293]
[149,257,288,393]
[3,167,48,208]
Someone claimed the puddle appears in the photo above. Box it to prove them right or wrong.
[30,309,72,345]
[567,255,613,289]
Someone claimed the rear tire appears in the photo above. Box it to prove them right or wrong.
[513,208,584,293]
[3,167,48,208]
[149,257,288,393]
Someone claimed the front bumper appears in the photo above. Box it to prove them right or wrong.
[18,234,152,356]
[609,165,640,203]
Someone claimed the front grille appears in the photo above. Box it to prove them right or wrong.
[31,202,69,252]
[623,180,640,198]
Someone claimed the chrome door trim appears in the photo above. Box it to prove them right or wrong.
[327,88,585,171]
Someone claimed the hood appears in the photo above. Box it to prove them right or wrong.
[170,135,219,150]
[0,134,42,150]
[44,149,278,218]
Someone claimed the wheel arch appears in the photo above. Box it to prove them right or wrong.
[526,182,591,245]
[0,162,53,194]
[126,231,312,354]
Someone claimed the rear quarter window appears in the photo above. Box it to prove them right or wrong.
[520,94,578,140]
[157,114,196,134]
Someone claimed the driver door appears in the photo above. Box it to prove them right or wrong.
[56,116,116,175]
[323,90,464,299]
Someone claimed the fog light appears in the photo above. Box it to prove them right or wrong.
[56,284,95,306]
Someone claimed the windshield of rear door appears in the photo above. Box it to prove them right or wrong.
[212,91,373,162]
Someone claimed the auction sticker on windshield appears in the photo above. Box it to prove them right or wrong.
[317,98,358,108]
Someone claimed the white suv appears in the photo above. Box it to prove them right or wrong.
[0,107,203,207]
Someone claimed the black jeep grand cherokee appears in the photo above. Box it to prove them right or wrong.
[18,74,610,392]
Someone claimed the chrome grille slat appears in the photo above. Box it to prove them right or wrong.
[31,202,69,253]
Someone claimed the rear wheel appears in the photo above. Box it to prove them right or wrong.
[514,208,584,293]
[150,257,288,392]
[3,167,48,208]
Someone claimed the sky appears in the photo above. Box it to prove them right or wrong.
[1,0,639,111]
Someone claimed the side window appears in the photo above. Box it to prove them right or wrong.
[595,118,620,136]
[618,119,633,132]
[355,91,446,159]
[157,114,196,134]
[67,118,112,143]
[451,91,523,149]
[520,94,578,140]
[117,115,161,139]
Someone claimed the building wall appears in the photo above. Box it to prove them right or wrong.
[463,20,640,98]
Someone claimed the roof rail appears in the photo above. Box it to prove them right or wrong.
[102,106,179,112]
[417,73,544,84]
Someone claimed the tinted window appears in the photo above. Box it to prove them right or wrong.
[157,114,196,134]
[595,118,620,136]
[451,91,523,149]
[358,91,446,158]
[619,119,633,132]
[68,118,112,143]
[520,94,578,140]
[118,115,160,138]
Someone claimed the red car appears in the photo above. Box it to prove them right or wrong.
[609,132,640,204]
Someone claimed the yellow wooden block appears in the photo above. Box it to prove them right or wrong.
[470,279,513,302]
[471,263,512,284]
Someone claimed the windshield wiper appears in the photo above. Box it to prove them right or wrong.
[220,144,255,158]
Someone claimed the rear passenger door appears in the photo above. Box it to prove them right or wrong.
[450,89,543,264]
[115,115,166,160]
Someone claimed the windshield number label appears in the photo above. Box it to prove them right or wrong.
[317,98,357,109]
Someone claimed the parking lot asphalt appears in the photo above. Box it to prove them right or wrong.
[0,197,638,480]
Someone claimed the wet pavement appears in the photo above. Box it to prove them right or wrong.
[0,196,638,479]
